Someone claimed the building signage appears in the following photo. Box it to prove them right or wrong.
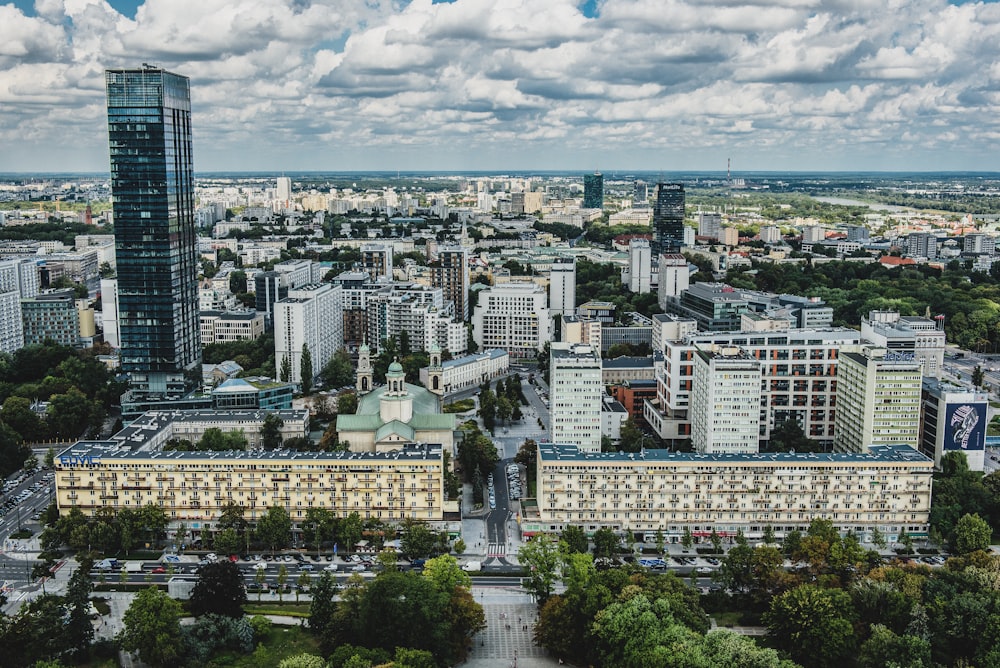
[943,402,986,451]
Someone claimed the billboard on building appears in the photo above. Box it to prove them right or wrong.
[943,402,987,451]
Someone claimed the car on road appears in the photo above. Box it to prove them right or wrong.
[696,566,714,574]
[299,564,314,571]
[324,563,339,572]
[151,566,166,574]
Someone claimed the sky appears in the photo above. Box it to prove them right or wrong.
[2,0,1000,173]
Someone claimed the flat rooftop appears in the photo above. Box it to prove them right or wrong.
[538,443,931,465]
[58,441,443,463]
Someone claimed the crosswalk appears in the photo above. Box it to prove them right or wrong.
[487,542,507,557]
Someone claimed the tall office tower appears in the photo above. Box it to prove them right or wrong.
[652,183,685,254]
[106,66,201,397]
[0,258,40,299]
[276,176,292,207]
[627,239,652,294]
[550,342,603,453]
[0,292,22,353]
[548,256,577,319]
[361,243,393,282]
[657,254,689,311]
[697,211,723,240]
[834,345,922,453]
[583,171,604,209]
[689,345,762,454]
[633,180,648,208]
[431,246,470,320]
[906,233,938,260]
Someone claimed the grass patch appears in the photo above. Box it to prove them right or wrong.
[10,529,33,539]
[205,625,321,667]
[711,611,744,628]
[444,399,476,413]
[91,597,111,615]
[244,603,312,617]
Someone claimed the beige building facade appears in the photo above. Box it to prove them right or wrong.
[530,443,932,544]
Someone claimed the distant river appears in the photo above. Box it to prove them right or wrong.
[812,196,911,213]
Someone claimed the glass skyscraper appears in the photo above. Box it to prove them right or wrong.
[652,182,685,254]
[106,66,201,397]
[583,171,603,209]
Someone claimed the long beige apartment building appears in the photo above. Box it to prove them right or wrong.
[55,442,446,533]
[529,443,932,545]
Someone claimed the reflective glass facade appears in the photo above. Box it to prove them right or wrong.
[106,67,201,397]
[653,182,685,254]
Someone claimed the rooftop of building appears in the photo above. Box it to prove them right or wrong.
[212,377,292,393]
[552,343,600,360]
[538,443,932,465]
[113,408,308,447]
[602,355,654,369]
[57,441,443,464]
[441,348,508,369]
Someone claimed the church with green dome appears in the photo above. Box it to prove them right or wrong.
[335,344,457,453]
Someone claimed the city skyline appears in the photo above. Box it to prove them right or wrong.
[3,0,1000,173]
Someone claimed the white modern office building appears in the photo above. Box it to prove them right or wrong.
[472,282,551,358]
[861,310,945,379]
[644,327,861,446]
[550,342,603,453]
[548,256,576,319]
[625,239,653,294]
[834,345,923,453]
[689,345,763,453]
[274,283,344,385]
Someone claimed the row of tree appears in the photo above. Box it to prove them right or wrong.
[476,375,525,432]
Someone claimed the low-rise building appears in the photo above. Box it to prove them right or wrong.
[200,310,265,345]
[420,348,509,394]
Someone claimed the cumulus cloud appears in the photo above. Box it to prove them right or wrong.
[1,0,1000,171]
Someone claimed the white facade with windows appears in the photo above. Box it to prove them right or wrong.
[690,346,762,453]
[274,283,344,385]
[834,345,922,453]
[472,282,551,358]
[550,343,603,453]
[548,256,576,319]
[531,443,932,544]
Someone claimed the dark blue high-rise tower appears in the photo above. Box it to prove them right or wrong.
[583,171,603,209]
[106,66,201,397]
[653,183,685,255]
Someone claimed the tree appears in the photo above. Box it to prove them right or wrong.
[337,391,358,415]
[309,572,338,637]
[763,525,776,545]
[277,564,289,603]
[260,413,284,449]
[858,624,932,668]
[710,529,723,553]
[64,563,94,659]
[256,505,292,553]
[214,527,241,555]
[423,554,472,593]
[518,534,560,602]
[973,365,986,388]
[717,543,755,593]
[871,526,887,550]
[190,560,247,617]
[302,507,334,557]
[682,526,694,550]
[655,529,665,556]
[591,593,703,668]
[280,354,292,382]
[952,512,992,554]
[592,527,619,559]
[300,343,313,395]
[561,525,589,554]
[766,584,857,668]
[340,511,363,552]
[229,270,247,295]
[278,654,326,668]
[401,518,437,560]
[617,418,645,452]
[321,348,355,388]
[296,570,312,602]
[121,587,184,667]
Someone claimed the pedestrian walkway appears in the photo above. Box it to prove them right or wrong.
[487,543,507,558]
[469,602,547,665]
